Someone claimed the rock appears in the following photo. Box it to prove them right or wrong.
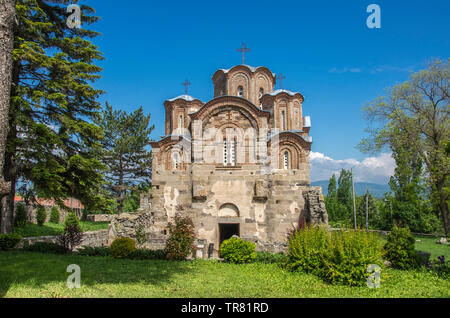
[383,260,392,267]
[439,237,447,245]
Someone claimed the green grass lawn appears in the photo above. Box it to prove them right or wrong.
[413,235,450,260]
[0,251,448,298]
[376,233,449,261]
[13,222,109,237]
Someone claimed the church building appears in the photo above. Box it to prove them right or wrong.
[127,60,328,257]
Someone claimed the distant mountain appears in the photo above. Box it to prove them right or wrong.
[311,180,390,199]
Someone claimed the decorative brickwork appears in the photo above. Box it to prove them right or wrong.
[108,63,328,257]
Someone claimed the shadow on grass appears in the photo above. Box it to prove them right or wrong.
[13,223,63,237]
[0,250,190,297]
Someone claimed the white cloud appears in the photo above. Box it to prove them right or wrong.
[329,65,416,75]
[309,151,395,184]
[329,67,362,74]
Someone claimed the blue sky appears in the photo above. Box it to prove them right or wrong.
[84,0,449,183]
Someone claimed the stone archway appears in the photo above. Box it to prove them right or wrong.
[218,203,239,217]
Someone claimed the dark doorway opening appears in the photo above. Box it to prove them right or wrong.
[219,223,240,254]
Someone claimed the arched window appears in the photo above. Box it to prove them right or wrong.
[173,152,179,170]
[281,110,286,130]
[230,138,236,166]
[259,87,264,98]
[237,86,244,97]
[178,114,183,130]
[283,151,289,169]
[223,138,228,165]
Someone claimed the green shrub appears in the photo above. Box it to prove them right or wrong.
[0,233,22,250]
[255,251,287,264]
[64,212,80,227]
[14,204,28,227]
[426,255,449,279]
[383,226,418,270]
[57,212,83,252]
[36,206,46,226]
[320,230,383,286]
[22,242,67,254]
[285,225,329,273]
[164,213,196,261]
[110,237,136,259]
[285,226,383,286]
[131,249,166,260]
[49,207,60,223]
[76,246,110,257]
[220,237,256,264]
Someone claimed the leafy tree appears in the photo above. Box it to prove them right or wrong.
[359,59,449,233]
[0,0,106,233]
[95,103,154,214]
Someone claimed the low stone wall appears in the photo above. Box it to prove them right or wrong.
[16,229,109,250]
[86,214,115,222]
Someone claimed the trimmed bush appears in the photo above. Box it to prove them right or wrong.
[285,226,383,286]
[49,207,60,223]
[164,213,196,261]
[0,233,22,250]
[110,237,136,259]
[220,237,256,264]
[36,206,46,226]
[14,204,28,227]
[22,242,67,254]
[383,226,418,270]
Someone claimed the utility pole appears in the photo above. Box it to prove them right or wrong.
[351,168,357,229]
[365,192,369,231]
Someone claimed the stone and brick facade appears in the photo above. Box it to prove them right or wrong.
[109,64,328,257]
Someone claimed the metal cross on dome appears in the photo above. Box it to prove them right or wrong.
[236,43,251,65]
[181,79,191,95]
[277,73,286,89]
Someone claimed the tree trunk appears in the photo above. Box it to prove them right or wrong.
[118,168,123,215]
[0,0,15,198]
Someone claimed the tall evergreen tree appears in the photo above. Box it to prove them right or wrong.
[0,0,16,198]
[337,168,352,207]
[327,174,337,199]
[96,103,154,214]
[1,0,105,233]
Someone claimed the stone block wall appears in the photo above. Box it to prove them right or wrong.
[16,229,109,250]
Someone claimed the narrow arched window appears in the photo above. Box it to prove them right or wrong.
[178,114,183,130]
[237,86,244,97]
[173,152,179,170]
[283,151,289,170]
[223,138,228,165]
[281,110,286,130]
[230,138,236,166]
[259,87,264,98]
